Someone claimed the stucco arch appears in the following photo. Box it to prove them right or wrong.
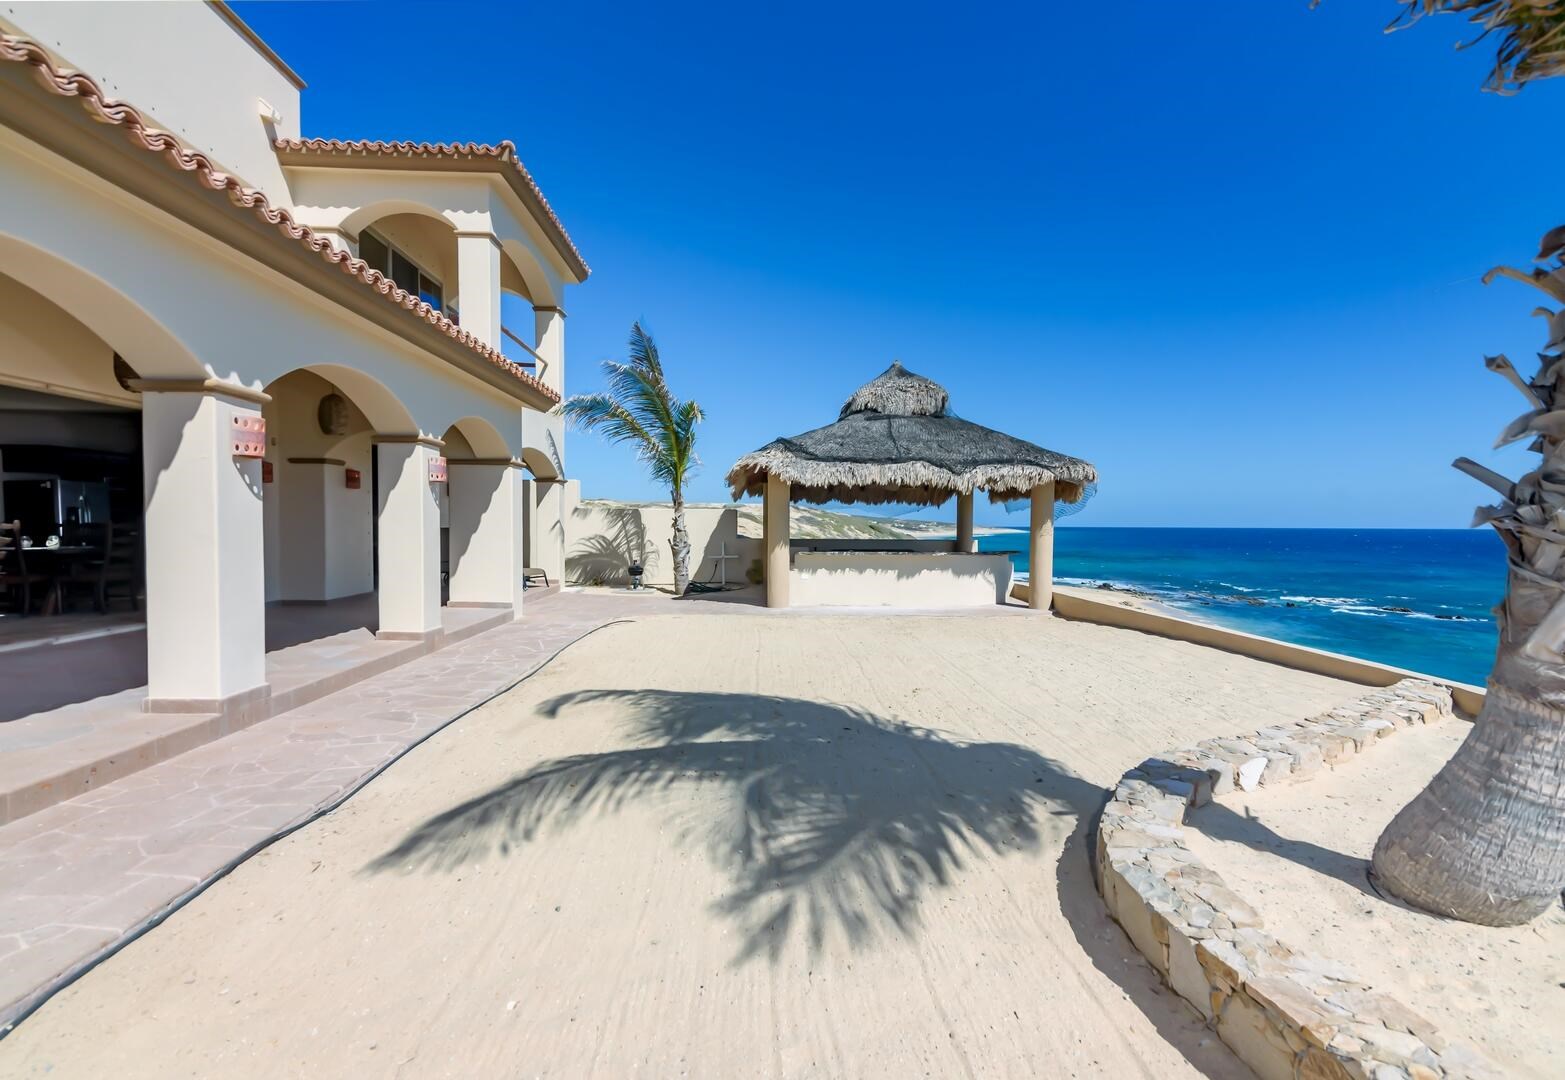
[337,198,458,243]
[497,232,562,309]
[443,417,511,460]
[0,233,205,380]
[265,363,418,435]
[519,446,561,480]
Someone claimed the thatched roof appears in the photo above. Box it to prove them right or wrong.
[727,363,1097,507]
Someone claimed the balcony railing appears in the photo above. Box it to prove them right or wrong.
[501,324,546,377]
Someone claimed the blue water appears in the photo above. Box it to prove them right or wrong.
[980,528,1504,685]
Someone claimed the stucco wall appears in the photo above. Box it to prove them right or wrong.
[567,502,762,588]
[0,1,302,203]
[262,371,375,603]
[0,271,130,407]
[790,552,1014,608]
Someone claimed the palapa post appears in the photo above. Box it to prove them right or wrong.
[1029,481,1055,611]
[956,492,974,553]
[764,474,791,609]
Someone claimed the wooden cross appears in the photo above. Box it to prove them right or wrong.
[712,541,741,587]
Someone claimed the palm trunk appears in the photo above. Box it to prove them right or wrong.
[670,489,691,596]
[1371,566,1565,925]
[1370,240,1565,925]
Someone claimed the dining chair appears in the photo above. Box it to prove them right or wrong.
[60,521,111,613]
[97,522,142,612]
[0,520,48,616]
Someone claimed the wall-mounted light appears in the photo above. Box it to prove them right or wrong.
[346,468,362,490]
[428,457,448,483]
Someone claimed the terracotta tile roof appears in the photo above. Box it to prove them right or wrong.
[275,138,590,282]
[0,34,560,405]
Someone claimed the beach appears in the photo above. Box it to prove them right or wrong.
[0,611,1365,1078]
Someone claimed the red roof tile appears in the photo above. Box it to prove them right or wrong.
[0,34,560,406]
[275,138,589,281]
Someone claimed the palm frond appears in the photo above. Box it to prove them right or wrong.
[555,323,703,498]
[1321,1,1565,92]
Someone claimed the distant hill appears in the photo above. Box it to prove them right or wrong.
[583,499,1012,540]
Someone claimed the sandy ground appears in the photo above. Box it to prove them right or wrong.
[0,612,1365,1078]
[1182,722,1565,1079]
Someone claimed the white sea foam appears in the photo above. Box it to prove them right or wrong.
[1331,605,1387,618]
[1280,595,1362,606]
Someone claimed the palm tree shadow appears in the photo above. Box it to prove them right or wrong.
[367,689,1102,964]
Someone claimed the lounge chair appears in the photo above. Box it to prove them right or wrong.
[522,567,550,589]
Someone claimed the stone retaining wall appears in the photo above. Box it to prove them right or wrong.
[1096,678,1504,1079]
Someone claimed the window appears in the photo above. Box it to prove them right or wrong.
[357,228,443,312]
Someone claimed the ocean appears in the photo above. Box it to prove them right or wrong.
[981,528,1504,686]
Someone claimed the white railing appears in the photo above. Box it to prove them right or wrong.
[501,324,547,379]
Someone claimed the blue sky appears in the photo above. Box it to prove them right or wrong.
[236,1,1565,527]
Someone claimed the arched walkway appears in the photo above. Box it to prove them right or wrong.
[442,418,527,614]
[260,369,389,648]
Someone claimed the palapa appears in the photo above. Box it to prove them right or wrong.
[727,363,1097,507]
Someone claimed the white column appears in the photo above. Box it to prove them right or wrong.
[764,475,790,609]
[1028,480,1055,612]
[456,232,502,348]
[526,478,567,583]
[956,491,974,553]
[447,461,525,616]
[533,305,566,395]
[141,387,268,713]
[375,439,443,640]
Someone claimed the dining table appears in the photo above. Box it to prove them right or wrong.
[18,544,100,615]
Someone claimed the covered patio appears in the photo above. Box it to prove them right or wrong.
[728,363,1097,609]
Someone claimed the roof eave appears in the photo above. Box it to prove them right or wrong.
[274,140,590,283]
[0,36,558,412]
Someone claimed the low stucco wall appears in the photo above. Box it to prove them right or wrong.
[790,538,957,554]
[1021,584,1486,714]
[567,501,761,588]
[790,552,1013,608]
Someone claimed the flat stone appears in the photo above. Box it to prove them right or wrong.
[1260,751,1294,785]
[1341,1022,1431,1070]
[1287,741,1325,778]
[1193,755,1236,795]
[1236,755,1268,791]
[1194,883,1264,928]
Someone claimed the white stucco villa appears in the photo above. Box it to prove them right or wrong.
[0,3,586,723]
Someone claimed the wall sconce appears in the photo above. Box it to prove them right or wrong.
[262,460,274,484]
[428,457,448,483]
[345,468,362,490]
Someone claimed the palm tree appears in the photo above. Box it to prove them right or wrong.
[1325,2,1565,924]
[557,323,703,595]
[1370,233,1565,925]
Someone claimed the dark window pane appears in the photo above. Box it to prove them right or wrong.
[358,231,389,275]
[390,251,420,294]
[419,273,443,311]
